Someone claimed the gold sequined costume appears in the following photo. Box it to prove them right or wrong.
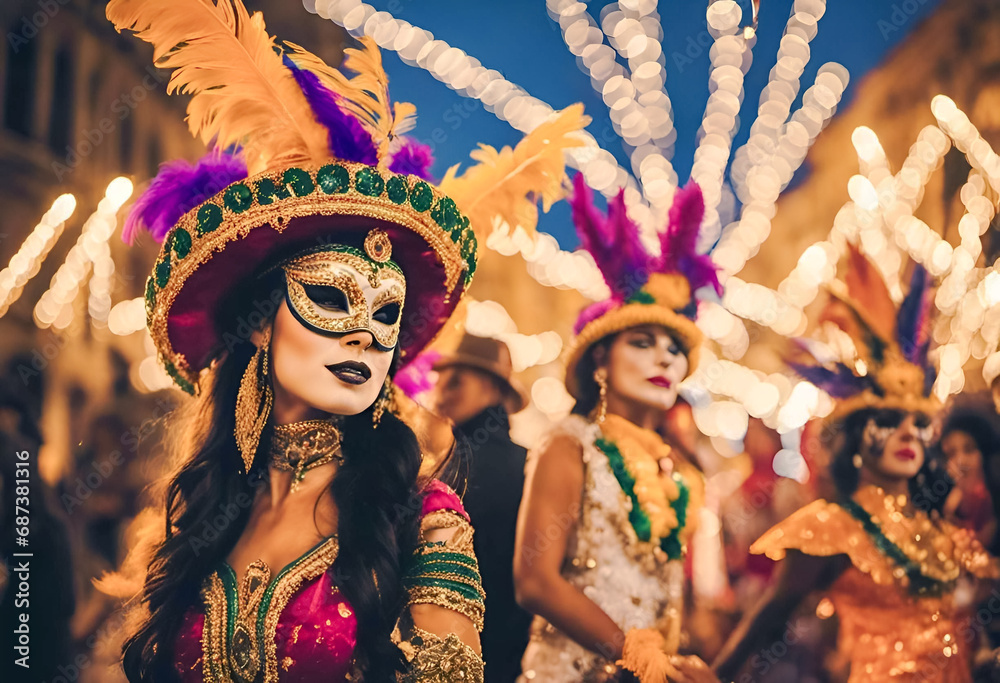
[752,485,998,682]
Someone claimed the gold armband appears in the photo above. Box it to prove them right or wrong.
[397,627,484,683]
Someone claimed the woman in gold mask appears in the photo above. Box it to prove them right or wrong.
[713,248,998,683]
[102,0,584,680]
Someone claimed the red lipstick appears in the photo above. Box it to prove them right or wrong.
[647,377,673,388]
[894,448,917,461]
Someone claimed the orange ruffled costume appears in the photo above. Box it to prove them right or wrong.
[752,485,998,682]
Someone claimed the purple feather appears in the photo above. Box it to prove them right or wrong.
[573,299,619,335]
[389,138,436,181]
[786,360,872,399]
[570,173,651,298]
[123,150,248,245]
[286,59,378,166]
[659,182,721,296]
[896,265,931,366]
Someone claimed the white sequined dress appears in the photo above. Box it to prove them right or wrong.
[518,415,685,683]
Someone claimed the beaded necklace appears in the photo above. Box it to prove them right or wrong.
[595,414,692,560]
[841,489,958,596]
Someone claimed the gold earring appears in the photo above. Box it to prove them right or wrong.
[372,375,394,428]
[853,453,863,469]
[235,325,273,473]
[594,368,608,424]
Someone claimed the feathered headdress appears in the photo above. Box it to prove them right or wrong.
[788,244,939,418]
[564,173,722,397]
[108,0,585,394]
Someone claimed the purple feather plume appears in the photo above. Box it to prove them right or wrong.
[658,182,721,296]
[570,173,651,299]
[896,265,931,366]
[123,150,248,245]
[573,299,618,335]
[389,138,436,181]
[286,59,378,166]
[786,360,872,399]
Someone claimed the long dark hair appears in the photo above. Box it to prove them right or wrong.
[827,407,952,514]
[571,336,613,418]
[941,406,1000,552]
[121,277,430,681]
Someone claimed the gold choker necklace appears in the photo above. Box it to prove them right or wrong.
[269,419,343,492]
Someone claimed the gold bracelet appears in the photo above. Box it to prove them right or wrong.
[396,626,484,683]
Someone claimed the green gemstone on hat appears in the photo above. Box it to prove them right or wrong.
[317,164,350,194]
[410,181,433,212]
[283,168,315,197]
[626,290,656,305]
[196,204,223,236]
[155,255,171,288]
[461,230,477,260]
[171,228,192,259]
[255,177,291,206]
[223,184,253,214]
[386,175,408,204]
[354,167,385,197]
[431,196,461,232]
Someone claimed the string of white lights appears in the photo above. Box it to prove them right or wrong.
[692,1,756,248]
[305,0,647,229]
[34,178,133,330]
[0,194,77,317]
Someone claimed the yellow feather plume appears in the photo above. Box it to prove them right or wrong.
[285,37,415,163]
[438,104,590,239]
[106,0,331,174]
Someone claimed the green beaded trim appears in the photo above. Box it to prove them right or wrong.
[413,562,483,585]
[411,544,480,567]
[146,160,478,393]
[405,577,484,603]
[840,498,952,596]
[595,437,690,561]
[625,289,656,305]
[403,544,485,604]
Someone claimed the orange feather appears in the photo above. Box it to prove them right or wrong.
[106,0,330,174]
[438,104,590,238]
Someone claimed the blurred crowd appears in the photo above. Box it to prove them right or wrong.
[4,337,1000,682]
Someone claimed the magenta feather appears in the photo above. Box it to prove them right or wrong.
[658,182,721,296]
[896,265,931,366]
[285,57,378,166]
[122,150,248,245]
[389,138,436,181]
[395,349,441,399]
[570,173,651,298]
[573,299,618,335]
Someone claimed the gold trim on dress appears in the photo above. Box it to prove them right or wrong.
[198,537,340,682]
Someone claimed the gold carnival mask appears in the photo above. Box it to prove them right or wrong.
[282,229,406,351]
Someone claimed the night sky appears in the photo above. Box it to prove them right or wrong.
[314,0,944,247]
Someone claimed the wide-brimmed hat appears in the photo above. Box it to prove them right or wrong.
[433,333,527,413]
[108,0,587,394]
[563,174,721,399]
